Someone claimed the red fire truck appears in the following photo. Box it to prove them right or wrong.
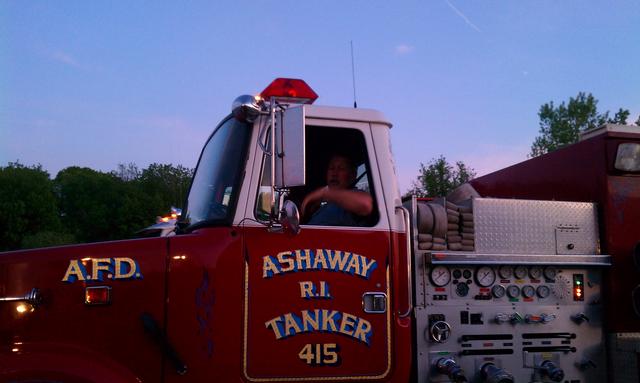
[1,78,638,382]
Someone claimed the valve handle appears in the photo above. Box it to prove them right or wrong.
[435,357,467,382]
[540,360,565,382]
[480,362,514,383]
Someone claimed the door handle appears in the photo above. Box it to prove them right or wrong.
[362,292,387,313]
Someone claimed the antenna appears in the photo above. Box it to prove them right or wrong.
[350,40,358,108]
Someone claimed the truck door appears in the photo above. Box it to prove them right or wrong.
[242,123,393,381]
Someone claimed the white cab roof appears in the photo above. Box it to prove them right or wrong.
[305,105,392,128]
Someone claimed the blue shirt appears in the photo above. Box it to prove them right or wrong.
[308,202,359,226]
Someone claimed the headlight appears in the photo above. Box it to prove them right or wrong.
[614,143,640,172]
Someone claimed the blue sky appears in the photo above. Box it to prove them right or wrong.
[1,1,639,192]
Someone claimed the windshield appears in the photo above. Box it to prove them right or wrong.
[184,116,251,227]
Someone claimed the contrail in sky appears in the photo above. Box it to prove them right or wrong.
[445,0,482,32]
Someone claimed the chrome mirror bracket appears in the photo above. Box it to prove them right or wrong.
[267,189,300,235]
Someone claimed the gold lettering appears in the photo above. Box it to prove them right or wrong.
[284,313,302,336]
[327,251,351,271]
[62,260,86,282]
[295,249,311,271]
[265,317,284,339]
[312,249,328,269]
[262,256,280,278]
[345,254,361,276]
[114,257,136,279]
[319,281,330,297]
[360,256,377,278]
[299,281,314,298]
[322,309,339,332]
[301,309,320,332]
[339,312,357,336]
[92,258,112,280]
[277,251,295,273]
[353,318,372,344]
[266,310,372,344]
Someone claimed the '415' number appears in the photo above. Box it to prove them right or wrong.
[298,343,340,365]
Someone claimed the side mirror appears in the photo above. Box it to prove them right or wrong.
[279,200,301,235]
[275,105,306,187]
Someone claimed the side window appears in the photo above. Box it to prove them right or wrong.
[254,129,272,222]
[255,134,273,221]
[254,125,378,227]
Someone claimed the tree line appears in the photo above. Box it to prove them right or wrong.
[409,92,638,198]
[0,163,192,251]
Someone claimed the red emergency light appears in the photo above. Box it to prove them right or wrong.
[259,78,318,104]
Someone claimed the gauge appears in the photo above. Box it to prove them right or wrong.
[514,265,528,280]
[456,282,470,297]
[452,269,462,279]
[529,266,543,280]
[498,265,513,279]
[475,266,496,287]
[430,266,451,287]
[507,285,521,299]
[492,284,506,298]
[522,285,536,298]
[543,266,557,281]
[536,285,551,299]
[462,269,472,279]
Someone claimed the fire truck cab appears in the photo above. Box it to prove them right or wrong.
[167,78,413,381]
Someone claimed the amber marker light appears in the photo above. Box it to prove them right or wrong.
[85,286,111,305]
[16,303,33,314]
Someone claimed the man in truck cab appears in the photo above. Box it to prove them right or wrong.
[301,153,373,226]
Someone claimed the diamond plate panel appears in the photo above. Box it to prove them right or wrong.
[473,198,599,255]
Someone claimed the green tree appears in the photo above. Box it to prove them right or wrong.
[530,92,630,157]
[407,156,476,197]
[0,162,66,250]
[138,163,193,211]
[55,167,157,243]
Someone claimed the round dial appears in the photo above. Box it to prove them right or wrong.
[507,285,521,298]
[529,266,543,280]
[537,285,551,299]
[522,285,536,298]
[492,284,506,298]
[498,265,513,279]
[456,282,470,297]
[514,265,528,280]
[452,269,462,279]
[544,266,557,281]
[430,266,451,287]
[475,266,496,287]
[462,269,472,279]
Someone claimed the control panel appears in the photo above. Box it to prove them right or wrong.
[415,261,606,383]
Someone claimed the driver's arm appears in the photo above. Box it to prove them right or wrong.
[302,187,373,217]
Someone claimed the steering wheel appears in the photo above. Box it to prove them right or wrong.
[207,201,228,218]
